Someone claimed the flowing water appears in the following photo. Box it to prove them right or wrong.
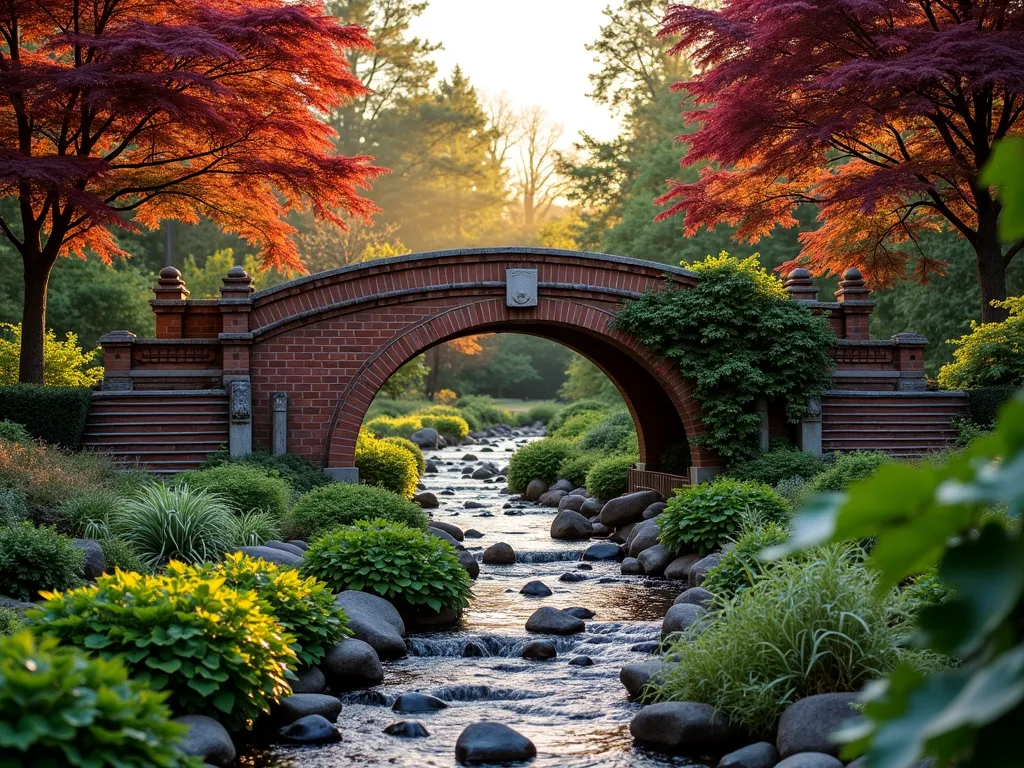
[244,434,705,768]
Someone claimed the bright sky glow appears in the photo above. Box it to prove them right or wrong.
[407,0,622,149]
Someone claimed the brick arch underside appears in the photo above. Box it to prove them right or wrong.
[248,294,715,473]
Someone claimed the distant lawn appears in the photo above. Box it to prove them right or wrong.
[491,398,557,413]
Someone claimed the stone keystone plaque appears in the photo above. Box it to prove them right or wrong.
[506,268,538,308]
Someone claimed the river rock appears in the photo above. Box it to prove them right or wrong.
[428,527,465,551]
[525,606,585,635]
[627,519,662,557]
[582,542,624,561]
[718,742,780,768]
[580,498,605,517]
[472,467,495,480]
[662,603,707,639]
[674,587,713,609]
[335,591,407,660]
[619,661,667,699]
[550,509,593,540]
[392,692,449,713]
[689,553,723,587]
[638,544,673,576]
[621,557,644,575]
[569,655,594,666]
[414,492,439,508]
[665,554,703,581]
[557,494,587,513]
[321,638,383,689]
[629,701,737,753]
[563,607,595,619]
[520,580,553,597]
[235,546,301,567]
[462,453,478,462]
[385,721,430,738]
[483,542,516,564]
[410,428,441,448]
[599,490,662,527]
[609,522,637,544]
[591,522,612,537]
[274,694,343,725]
[429,521,465,541]
[550,479,574,493]
[775,755,844,768]
[559,572,587,583]
[777,692,860,758]
[290,665,327,694]
[464,528,484,538]
[455,722,537,765]
[72,539,105,579]
[538,489,567,507]
[522,639,557,660]
[425,460,439,473]
[287,539,309,551]
[263,540,305,557]
[278,714,340,744]
[630,641,660,654]
[642,502,667,520]
[525,478,549,501]
[174,715,235,766]
[458,550,480,579]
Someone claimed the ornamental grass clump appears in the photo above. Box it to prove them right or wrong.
[230,509,282,546]
[287,482,426,540]
[0,522,84,601]
[658,477,791,556]
[0,631,198,768]
[30,563,296,731]
[301,520,473,614]
[507,438,579,492]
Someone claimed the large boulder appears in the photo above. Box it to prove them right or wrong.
[626,519,661,557]
[637,544,673,577]
[608,522,637,544]
[599,490,662,527]
[629,701,737,753]
[334,591,407,660]
[525,479,549,501]
[664,554,703,581]
[174,715,235,767]
[291,666,326,694]
[457,550,480,580]
[321,638,383,690]
[776,693,860,758]
[235,546,301,567]
[674,587,713,609]
[582,542,624,562]
[455,722,537,765]
[718,742,781,768]
[429,521,465,541]
[538,490,567,508]
[689,553,723,588]
[273,694,343,726]
[661,603,707,639]
[580,498,605,517]
[72,539,105,579]
[619,661,667,700]
[621,557,644,575]
[427,527,465,551]
[557,494,586,513]
[392,692,448,713]
[413,492,439,509]
[550,509,593,540]
[482,542,516,565]
[525,606,585,635]
[642,502,667,520]
[263,540,305,557]
[410,428,441,448]
[775,755,844,768]
[549,479,574,493]
[278,714,341,745]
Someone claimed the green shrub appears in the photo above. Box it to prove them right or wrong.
[578,409,636,454]
[200,552,350,668]
[230,510,282,546]
[650,545,935,738]
[585,453,637,500]
[56,488,119,538]
[0,487,29,527]
[0,419,31,444]
[702,522,791,600]
[454,395,513,430]
[507,438,579,492]
[0,439,114,522]
[658,477,791,556]
[519,401,561,426]
[0,631,197,767]
[202,449,330,496]
[176,464,290,519]
[774,475,808,508]
[365,397,428,420]
[364,415,422,438]
[0,384,94,446]
[0,606,21,635]
[30,563,296,731]
[551,409,607,441]
[419,413,470,440]
[287,482,426,540]
[728,447,824,486]
[383,436,426,475]
[0,523,84,600]
[99,537,148,574]
[558,451,603,489]
[356,436,419,498]
[964,384,1019,428]
[109,485,235,568]
[302,520,473,614]
[937,296,1024,390]
[807,451,891,493]
[548,399,608,432]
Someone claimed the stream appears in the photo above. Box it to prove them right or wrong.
[245,433,703,768]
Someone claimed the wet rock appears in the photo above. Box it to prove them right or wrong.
[414,492,439,509]
[264,540,305,557]
[429,521,465,541]
[629,701,737,753]
[278,714,340,744]
[642,502,667,520]
[718,742,780,768]
[525,478,549,501]
[609,522,637,544]
[417,482,427,490]
[425,460,439,474]
[274,693,343,725]
[550,509,593,540]
[591,522,612,537]
[428,527,465,551]
[582,542,624,561]
[525,606,585,635]
[72,539,105,579]
[290,665,326,694]
[458,550,480,579]
[410,428,441,448]
[777,692,860,758]
[621,557,644,575]
[384,721,430,738]
[576,563,594,571]
[0,596,35,615]
[559,572,587,583]
[522,639,557,660]
[775,754,844,768]
[580,498,605,517]
[549,479,574,493]
[599,490,662,527]
[627,519,662,558]
[321,638,383,690]
[538,489,567,507]
[620,660,667,699]
[557,494,587,513]
[334,591,407,660]
[689,553,723,588]
[464,529,484,538]
[462,453,479,462]
[637,544,673,577]
[520,580,553,597]
[482,542,516,565]
[401,604,462,630]
[662,603,707,639]
[630,641,660,654]
[174,715,235,766]
[471,467,495,480]
[568,655,594,666]
[674,587,713,609]
[392,692,449,713]
[455,722,537,765]
[564,607,595,619]
[287,539,309,551]
[665,554,704,581]
[462,641,486,657]
[464,501,487,509]
[235,546,301,567]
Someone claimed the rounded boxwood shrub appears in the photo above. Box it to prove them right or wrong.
[0,606,22,635]
[702,522,791,600]
[418,413,469,440]
[507,438,579,492]
[658,477,791,556]
[806,451,890,493]
[578,409,636,454]
[558,451,602,489]
[301,520,473,614]
[202,448,331,496]
[551,410,607,441]
[109,485,236,569]
[0,631,197,767]
[287,482,426,540]
[585,453,637,500]
[176,463,290,519]
[356,436,419,498]
[519,401,560,426]
[30,562,296,731]
[364,415,423,438]
[727,447,824,487]
[200,552,351,668]
[0,419,31,444]
[0,487,29,527]
[548,399,607,432]
[383,436,426,475]
[0,522,84,601]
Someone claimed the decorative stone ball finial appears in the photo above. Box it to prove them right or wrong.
[221,266,254,298]
[783,267,819,302]
[153,266,189,300]
[836,266,871,302]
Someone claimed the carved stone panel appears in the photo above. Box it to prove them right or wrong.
[506,268,538,308]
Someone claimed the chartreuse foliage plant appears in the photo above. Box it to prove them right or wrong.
[548,399,607,432]
[937,295,1024,390]
[30,563,296,731]
[287,482,426,539]
[770,391,1024,768]
[383,435,426,475]
[201,448,331,496]
[355,432,419,498]
[507,438,579,492]
[658,477,790,556]
[614,254,834,462]
[551,409,607,441]
[301,520,473,614]
[199,553,350,668]
[418,413,469,440]
[0,522,84,600]
[0,631,199,767]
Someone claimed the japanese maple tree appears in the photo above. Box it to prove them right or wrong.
[0,0,385,383]
[658,0,1024,322]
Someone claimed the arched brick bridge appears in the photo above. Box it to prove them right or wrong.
[89,248,967,481]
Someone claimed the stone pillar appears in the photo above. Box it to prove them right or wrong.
[835,267,875,340]
[784,268,819,302]
[892,333,928,391]
[219,266,254,378]
[229,380,252,458]
[151,267,190,339]
[798,397,823,457]
[272,392,288,456]
[757,399,771,452]
[688,466,722,485]
[98,330,136,391]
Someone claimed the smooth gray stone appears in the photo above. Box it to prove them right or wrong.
[277,714,340,744]
[384,720,430,738]
[559,572,587,583]
[274,693,343,725]
[642,502,667,520]
[482,542,516,564]
[675,587,714,609]
[609,522,637,544]
[630,701,737,752]
[72,538,105,579]
[550,508,594,540]
[568,655,594,666]
[174,715,235,766]
[392,692,448,713]
[427,527,465,551]
[689,552,723,587]
[525,606,585,635]
[582,542,624,561]
[549,479,574,493]
[557,494,587,513]
[580,498,605,517]
[235,546,301,567]
[525,478,549,501]
[286,539,309,551]
[619,661,667,699]
[538,489,567,507]
[662,603,707,639]
[429,521,465,541]
[718,742,780,768]
[455,722,537,765]
[410,428,441,448]
[638,544,673,576]
[464,529,484,538]
[774,754,843,768]
[563,607,595,619]
[520,580,552,597]
[621,557,645,575]
[471,467,494,480]
[627,518,662,557]
[777,692,860,758]
[414,492,439,508]
[263,540,305,557]
[522,639,557,660]
[665,553,704,581]
[630,641,661,654]
[334,591,407,660]
[457,550,480,579]
[321,638,383,690]
[290,665,326,694]
[599,490,662,527]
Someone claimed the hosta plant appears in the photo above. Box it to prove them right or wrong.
[30,563,295,731]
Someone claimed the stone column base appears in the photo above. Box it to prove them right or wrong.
[324,467,359,483]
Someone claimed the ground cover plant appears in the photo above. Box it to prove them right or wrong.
[0,522,84,601]
[287,482,426,540]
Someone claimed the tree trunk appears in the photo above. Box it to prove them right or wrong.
[976,227,1009,323]
[19,255,54,384]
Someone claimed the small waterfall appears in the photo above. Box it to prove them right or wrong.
[515,549,585,564]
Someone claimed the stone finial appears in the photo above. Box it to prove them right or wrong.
[784,267,819,302]
[221,266,254,298]
[835,267,871,302]
[153,266,190,300]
